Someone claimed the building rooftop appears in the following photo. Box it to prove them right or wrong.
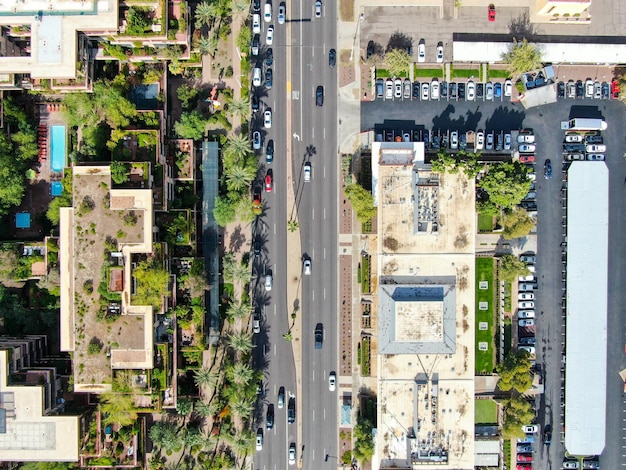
[59,166,154,393]
[0,349,79,461]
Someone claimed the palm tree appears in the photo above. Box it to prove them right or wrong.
[194,399,218,418]
[226,97,250,120]
[150,421,183,455]
[226,361,254,386]
[194,1,216,28]
[221,252,237,283]
[230,396,254,420]
[99,391,138,426]
[194,367,218,389]
[229,429,255,458]
[226,302,252,322]
[227,331,254,355]
[225,163,256,193]
[223,135,253,165]
[177,397,194,417]
[230,0,248,14]
[198,36,212,55]
[230,260,250,286]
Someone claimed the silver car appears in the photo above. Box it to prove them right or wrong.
[485,82,494,100]
[403,79,411,99]
[314,0,322,17]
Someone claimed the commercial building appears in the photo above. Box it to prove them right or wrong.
[373,142,476,470]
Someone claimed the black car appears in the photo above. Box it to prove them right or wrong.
[575,80,584,98]
[366,40,374,59]
[315,323,323,349]
[441,81,448,98]
[251,94,259,113]
[412,81,420,98]
[375,78,383,98]
[252,0,260,11]
[449,82,457,100]
[265,140,274,164]
[328,48,336,68]
[585,134,603,144]
[254,240,261,256]
[563,143,585,152]
[557,81,565,98]
[476,82,484,99]
[266,404,274,429]
[265,48,273,67]
[458,82,465,100]
[520,201,537,211]
[544,159,552,179]
[316,86,324,106]
[287,398,296,423]
[265,68,273,89]
[601,81,610,99]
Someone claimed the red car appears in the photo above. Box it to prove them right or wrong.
[612,79,620,99]
[265,170,273,192]
[517,454,533,463]
[517,465,532,470]
[488,4,496,21]
[520,155,535,164]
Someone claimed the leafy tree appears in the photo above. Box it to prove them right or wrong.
[213,195,237,227]
[501,39,543,78]
[226,97,250,119]
[230,395,254,420]
[179,259,210,298]
[126,7,151,35]
[133,259,170,307]
[477,161,531,212]
[231,0,248,14]
[501,396,535,439]
[99,391,138,427]
[194,1,217,28]
[384,48,412,77]
[221,252,237,283]
[223,135,253,166]
[228,429,255,458]
[353,416,375,463]
[174,111,208,140]
[229,259,250,286]
[500,208,535,239]
[177,84,199,110]
[110,161,129,184]
[225,163,257,193]
[149,421,183,454]
[184,426,205,449]
[496,350,533,393]
[345,183,376,223]
[499,254,529,282]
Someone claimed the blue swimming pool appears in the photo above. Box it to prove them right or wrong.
[51,181,63,197]
[50,125,66,173]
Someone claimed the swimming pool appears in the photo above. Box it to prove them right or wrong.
[50,125,66,173]
[51,181,63,197]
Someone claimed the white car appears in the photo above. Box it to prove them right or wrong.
[288,443,296,465]
[252,14,261,34]
[504,133,511,150]
[252,67,262,87]
[504,79,512,96]
[519,144,536,153]
[431,80,440,99]
[466,81,475,101]
[303,161,311,182]
[450,131,458,149]
[519,283,535,291]
[256,429,263,450]
[587,154,605,161]
[418,41,425,62]
[265,273,272,291]
[586,144,606,153]
[518,310,535,319]
[253,131,262,150]
[303,258,311,275]
[394,78,402,99]
[328,371,336,391]
[565,134,583,143]
[519,301,534,309]
[523,425,539,434]
[475,131,485,150]
[266,25,274,45]
[518,346,535,355]
[277,2,285,23]
[421,82,429,100]
[253,314,261,333]
[517,134,535,143]
[563,461,580,469]
[436,42,443,63]
[263,1,272,22]
[518,318,535,327]
[314,0,322,17]
[385,79,393,99]
[264,109,272,128]
[486,132,494,150]
[518,292,535,301]
[485,82,493,100]
[585,79,594,97]
[520,254,536,263]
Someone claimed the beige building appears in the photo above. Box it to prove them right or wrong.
[60,165,155,393]
[535,0,592,22]
[372,142,476,470]
[0,345,80,461]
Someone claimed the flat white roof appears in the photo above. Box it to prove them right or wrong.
[453,41,626,64]
[564,162,608,456]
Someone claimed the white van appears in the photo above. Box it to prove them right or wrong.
[253,67,262,87]
[252,14,261,34]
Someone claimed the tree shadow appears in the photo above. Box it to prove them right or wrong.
[386,31,414,54]
[228,225,247,252]
[305,144,317,159]
[508,11,538,41]
[431,105,484,134]
[484,105,526,133]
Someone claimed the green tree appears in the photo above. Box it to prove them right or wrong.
[226,97,250,119]
[99,391,138,427]
[184,426,205,450]
[501,39,543,78]
[226,361,254,386]
[345,183,376,223]
[194,366,218,388]
[230,395,254,421]
[384,48,412,77]
[496,350,533,393]
[194,1,217,28]
[221,251,237,283]
[227,331,254,355]
[224,163,257,193]
[213,194,238,227]
[501,396,535,439]
[149,421,183,454]
[223,135,253,166]
[228,429,255,458]
[198,36,213,56]
[177,84,199,110]
[110,161,129,184]
[353,416,375,463]
[174,111,208,140]
[499,254,529,282]
[177,397,194,416]
[133,259,170,307]
[226,302,252,322]
[478,162,531,212]
[126,7,151,35]
[500,208,535,239]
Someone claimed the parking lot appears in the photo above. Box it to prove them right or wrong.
[362,95,626,469]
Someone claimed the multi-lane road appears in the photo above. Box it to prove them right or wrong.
[252,0,339,467]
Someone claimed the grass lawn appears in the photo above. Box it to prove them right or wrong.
[488,68,511,79]
[475,257,495,373]
[477,213,494,232]
[475,399,497,425]
[503,281,511,312]
[503,440,511,470]
[504,321,512,358]
[414,67,444,78]
[376,68,391,78]
[452,68,480,79]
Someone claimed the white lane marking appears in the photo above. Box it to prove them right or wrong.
[312,127,315,139]
[323,128,326,139]
[274,223,276,234]
[324,288,326,299]
[312,369,315,381]
[312,208,315,220]
[324,248,326,259]
[312,290,315,301]
[324,166,326,178]
[324,408,326,420]
[274,304,277,316]
[323,208,326,219]
[312,409,315,421]
[274,343,277,355]
[312,249,315,259]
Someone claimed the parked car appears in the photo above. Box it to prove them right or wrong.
[519,144,536,153]
[263,0,272,21]
[518,133,535,143]
[567,80,576,98]
[278,2,286,23]
[266,25,274,45]
[504,79,512,96]
[449,82,457,99]
[252,13,261,33]
[488,3,496,21]
[565,153,585,161]
[431,80,440,99]
[265,140,274,163]
[520,254,536,263]
[256,428,263,450]
[586,144,606,153]
[485,82,493,100]
[594,81,602,99]
[288,443,296,465]
[518,292,535,301]
[486,132,494,150]
[565,134,584,143]
[612,78,620,98]
[517,454,533,463]
[265,272,272,291]
[582,460,600,469]
[265,170,273,192]
[376,78,384,98]
[385,79,393,99]
[467,80,475,101]
[519,283,535,291]
[418,40,426,62]
[458,82,466,100]
[576,80,584,98]
[450,131,458,150]
[476,82,484,99]
[253,313,261,333]
[557,81,565,98]
[436,42,444,63]
[519,302,535,310]
[585,79,594,97]
[494,82,502,98]
[519,336,536,345]
[585,134,603,144]
[264,109,272,128]
[518,310,535,319]
[587,154,605,161]
[265,68,273,89]
[441,81,448,98]
[421,82,429,100]
[563,460,580,469]
[403,79,411,99]
[519,345,535,355]
[328,48,336,67]
[504,133,512,150]
[253,67,262,86]
[303,258,311,275]
[253,131,262,150]
[601,81,610,99]
[519,155,535,164]
[476,131,485,150]
[394,78,402,98]
[517,444,533,453]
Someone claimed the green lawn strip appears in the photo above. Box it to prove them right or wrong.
[504,321,512,358]
[503,440,511,470]
[477,213,494,232]
[475,257,495,373]
[503,281,511,312]
[475,399,497,425]
[452,68,480,79]
[376,68,391,78]
[414,67,444,78]
[488,68,511,79]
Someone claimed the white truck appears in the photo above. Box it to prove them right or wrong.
[560,118,608,131]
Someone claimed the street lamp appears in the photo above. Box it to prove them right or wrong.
[350,12,364,62]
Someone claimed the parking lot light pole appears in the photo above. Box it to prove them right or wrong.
[350,12,364,62]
